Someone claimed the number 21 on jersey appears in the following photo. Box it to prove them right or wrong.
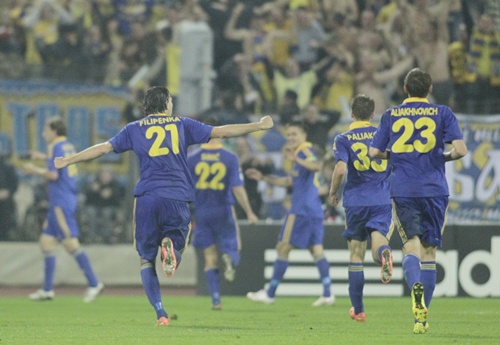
[146,124,180,157]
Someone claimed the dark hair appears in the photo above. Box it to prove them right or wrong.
[46,117,66,136]
[142,86,171,116]
[404,68,432,98]
[350,94,375,121]
[286,120,307,133]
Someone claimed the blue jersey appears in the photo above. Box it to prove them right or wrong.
[47,137,78,208]
[290,142,323,218]
[333,121,391,207]
[109,114,213,201]
[187,143,244,214]
[371,97,463,198]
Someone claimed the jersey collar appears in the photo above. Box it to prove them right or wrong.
[148,113,169,116]
[52,136,67,144]
[201,143,224,149]
[295,141,312,155]
[349,121,372,130]
[403,97,429,104]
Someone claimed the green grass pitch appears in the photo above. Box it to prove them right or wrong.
[2,295,499,345]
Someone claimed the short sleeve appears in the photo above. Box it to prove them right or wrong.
[371,112,391,152]
[333,135,349,163]
[227,153,244,188]
[183,117,213,146]
[442,107,463,143]
[109,124,133,153]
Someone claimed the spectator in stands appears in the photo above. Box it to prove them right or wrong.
[84,166,125,244]
[83,23,111,84]
[199,89,249,125]
[301,103,340,153]
[291,6,326,71]
[21,0,74,78]
[278,89,300,125]
[464,13,500,115]
[0,154,18,241]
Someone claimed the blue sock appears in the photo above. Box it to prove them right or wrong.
[267,259,288,298]
[205,268,221,306]
[420,261,436,308]
[315,258,331,297]
[402,254,421,289]
[348,263,364,314]
[141,263,167,319]
[43,254,56,291]
[73,250,98,287]
[377,245,391,263]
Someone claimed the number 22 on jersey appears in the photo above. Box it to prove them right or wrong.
[195,161,227,190]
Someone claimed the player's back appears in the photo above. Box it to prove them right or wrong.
[47,138,78,207]
[380,98,462,197]
[290,142,323,218]
[188,144,243,213]
[334,123,391,207]
[109,115,212,201]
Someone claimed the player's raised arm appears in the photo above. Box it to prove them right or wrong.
[54,142,114,169]
[210,116,274,139]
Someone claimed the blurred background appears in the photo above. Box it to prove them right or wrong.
[0,0,498,297]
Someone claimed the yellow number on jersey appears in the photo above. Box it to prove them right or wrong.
[195,162,227,190]
[351,142,388,172]
[146,124,180,157]
[392,117,436,153]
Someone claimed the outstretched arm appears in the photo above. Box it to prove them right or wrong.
[54,142,114,169]
[211,116,273,138]
[245,168,292,187]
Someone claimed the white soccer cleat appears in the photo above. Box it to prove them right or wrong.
[29,289,55,301]
[84,282,104,303]
[246,289,275,305]
[312,295,335,307]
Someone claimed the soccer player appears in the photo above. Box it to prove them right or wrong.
[187,117,258,310]
[246,121,333,307]
[328,94,393,322]
[24,117,104,303]
[54,86,273,326]
[369,68,467,334]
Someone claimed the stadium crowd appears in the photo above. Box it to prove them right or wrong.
[0,0,499,242]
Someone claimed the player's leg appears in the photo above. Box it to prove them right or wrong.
[56,204,103,302]
[310,244,334,306]
[347,238,367,321]
[134,195,170,325]
[247,213,296,304]
[419,196,447,314]
[203,245,222,309]
[29,233,57,300]
[140,258,169,325]
[367,205,394,284]
[308,217,333,306]
[63,237,104,302]
[219,206,240,282]
[371,231,393,284]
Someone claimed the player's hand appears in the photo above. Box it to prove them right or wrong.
[245,168,262,181]
[329,193,340,206]
[30,150,47,160]
[259,116,274,130]
[23,162,37,175]
[54,157,68,169]
[247,212,258,224]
